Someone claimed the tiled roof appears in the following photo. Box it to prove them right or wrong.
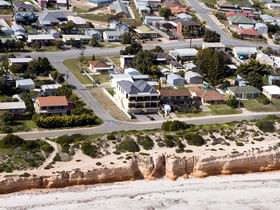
[89,60,109,68]
[37,96,68,107]
[201,90,224,101]
[160,88,191,97]
[237,28,259,36]
[117,80,158,94]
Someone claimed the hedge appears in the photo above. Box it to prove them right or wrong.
[32,114,102,128]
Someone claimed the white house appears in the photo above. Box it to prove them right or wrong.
[262,85,280,100]
[27,34,55,44]
[114,80,160,114]
[185,71,203,84]
[16,79,35,90]
[9,57,33,66]
[103,31,124,41]
[169,48,198,61]
[167,73,185,86]
[256,53,274,66]
[260,14,275,23]
[202,42,226,51]
[111,74,133,88]
[266,3,280,10]
[233,47,257,60]
[88,60,114,73]
[41,84,62,95]
[255,23,268,34]
[144,16,164,25]
[0,101,26,114]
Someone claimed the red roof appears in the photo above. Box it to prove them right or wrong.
[237,28,259,37]
[160,88,191,97]
[201,91,224,102]
[37,96,68,107]
[89,60,109,68]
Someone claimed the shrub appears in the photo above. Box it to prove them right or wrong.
[107,134,116,141]
[161,120,189,131]
[185,133,206,146]
[163,135,175,147]
[117,138,140,153]
[257,94,270,105]
[137,135,154,150]
[236,141,244,146]
[53,153,62,162]
[81,142,98,158]
[20,172,31,177]
[256,120,275,132]
[0,134,24,148]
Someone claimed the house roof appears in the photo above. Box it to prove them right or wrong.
[228,86,261,94]
[167,73,185,81]
[36,96,68,107]
[202,42,226,48]
[262,85,280,95]
[111,0,129,15]
[185,71,202,78]
[170,60,184,68]
[0,0,11,6]
[134,25,156,34]
[13,1,34,10]
[67,16,87,25]
[160,88,191,97]
[237,28,259,36]
[38,11,66,25]
[16,79,34,86]
[228,16,254,24]
[41,84,62,91]
[103,30,124,36]
[201,90,224,102]
[9,58,33,63]
[89,60,109,68]
[169,48,198,57]
[0,101,26,110]
[233,47,257,54]
[117,80,158,94]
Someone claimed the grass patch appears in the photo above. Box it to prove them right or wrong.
[63,58,93,84]
[242,100,280,112]
[208,105,241,115]
[79,13,112,22]
[92,73,110,84]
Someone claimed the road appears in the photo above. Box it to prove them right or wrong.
[2,112,280,139]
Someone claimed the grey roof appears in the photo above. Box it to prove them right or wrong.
[167,73,185,80]
[11,23,25,32]
[38,11,66,25]
[0,0,11,6]
[111,0,129,15]
[13,1,34,10]
[0,101,26,110]
[103,30,123,36]
[228,86,261,94]
[117,80,158,94]
[16,78,34,86]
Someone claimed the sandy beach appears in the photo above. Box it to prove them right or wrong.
[1,171,280,210]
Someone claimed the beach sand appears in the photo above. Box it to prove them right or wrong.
[1,171,280,210]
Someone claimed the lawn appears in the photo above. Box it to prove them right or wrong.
[108,56,121,67]
[242,99,280,112]
[63,58,93,84]
[92,73,111,84]
[208,105,241,115]
[79,13,112,22]
[201,0,252,7]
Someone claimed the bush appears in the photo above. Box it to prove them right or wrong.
[81,142,98,158]
[256,120,275,132]
[185,133,205,146]
[53,153,62,162]
[163,135,175,147]
[117,138,140,153]
[257,94,270,105]
[0,134,24,148]
[161,121,189,131]
[137,135,154,150]
[226,95,238,108]
[236,141,244,146]
[20,172,31,177]
[32,114,101,128]
[107,134,116,141]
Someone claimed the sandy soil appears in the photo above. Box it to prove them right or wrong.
[1,171,280,210]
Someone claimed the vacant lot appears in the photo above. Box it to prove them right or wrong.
[208,105,241,115]
[91,87,134,121]
[242,99,280,112]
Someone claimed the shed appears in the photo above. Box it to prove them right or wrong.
[167,73,185,86]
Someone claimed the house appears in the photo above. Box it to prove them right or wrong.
[184,63,197,71]
[38,0,68,8]
[124,68,150,81]
[256,53,274,66]
[228,16,255,25]
[114,80,160,114]
[110,0,129,18]
[38,10,67,26]
[189,87,225,105]
[134,25,159,39]
[0,101,26,114]
[268,75,280,85]
[169,48,198,61]
[27,34,55,44]
[167,73,185,86]
[152,52,174,65]
[88,0,113,6]
[260,14,275,23]
[109,20,129,32]
[159,88,193,111]
[13,1,34,11]
[202,42,226,51]
[262,85,280,100]
[169,60,185,72]
[0,0,11,9]
[41,84,62,96]
[62,34,92,44]
[233,47,257,60]
[144,16,165,25]
[237,28,260,39]
[217,2,240,12]
[14,11,37,24]
[227,86,261,99]
[266,3,280,10]
[67,16,88,28]
[34,96,70,114]
[103,31,124,41]
[0,19,12,35]
[111,74,133,88]
[235,74,249,86]
[255,23,268,34]
[120,55,134,69]
[9,58,33,66]
[86,29,102,40]
[185,71,203,84]
[88,60,114,73]
[16,79,35,90]
[176,19,203,38]
[176,13,193,20]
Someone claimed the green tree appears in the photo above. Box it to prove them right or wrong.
[121,32,132,44]
[132,50,156,75]
[236,60,270,77]
[203,30,221,42]
[89,37,100,47]
[120,40,142,55]
[151,46,163,52]
[159,7,172,20]
[54,40,64,49]
[226,95,238,109]
[247,71,263,89]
